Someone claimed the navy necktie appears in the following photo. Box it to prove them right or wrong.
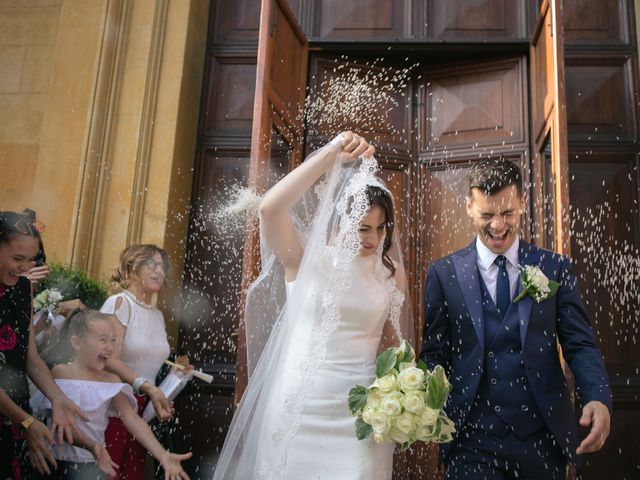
[495,255,510,318]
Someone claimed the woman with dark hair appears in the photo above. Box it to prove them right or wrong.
[213,133,414,479]
[0,209,88,478]
[100,244,191,480]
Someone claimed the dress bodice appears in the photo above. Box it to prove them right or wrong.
[100,291,170,382]
[286,253,391,368]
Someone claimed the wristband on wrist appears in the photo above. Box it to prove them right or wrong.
[132,376,148,395]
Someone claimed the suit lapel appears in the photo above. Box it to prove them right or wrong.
[453,242,484,349]
[517,241,538,346]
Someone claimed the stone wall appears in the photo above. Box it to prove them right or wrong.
[0,0,62,211]
[0,0,210,342]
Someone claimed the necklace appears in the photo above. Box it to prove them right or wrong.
[123,290,154,310]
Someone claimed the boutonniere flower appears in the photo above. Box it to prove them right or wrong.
[513,265,560,303]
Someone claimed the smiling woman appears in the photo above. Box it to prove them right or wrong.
[0,210,88,478]
[99,244,191,480]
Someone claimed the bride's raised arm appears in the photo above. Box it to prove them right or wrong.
[258,131,374,281]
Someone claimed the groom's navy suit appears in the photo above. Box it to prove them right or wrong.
[420,239,612,472]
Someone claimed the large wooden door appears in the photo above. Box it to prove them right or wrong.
[306,52,529,479]
[529,0,570,252]
[235,0,308,400]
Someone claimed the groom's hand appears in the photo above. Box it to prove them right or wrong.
[576,400,610,454]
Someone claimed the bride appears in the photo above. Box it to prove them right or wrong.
[213,132,413,479]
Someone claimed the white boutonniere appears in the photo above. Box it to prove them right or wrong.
[513,265,560,303]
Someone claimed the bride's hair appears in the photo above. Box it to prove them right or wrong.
[366,185,395,277]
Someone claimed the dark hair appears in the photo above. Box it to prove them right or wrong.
[43,308,113,366]
[0,209,43,246]
[109,244,170,294]
[366,185,395,277]
[467,159,523,197]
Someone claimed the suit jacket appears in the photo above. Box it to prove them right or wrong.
[420,239,612,464]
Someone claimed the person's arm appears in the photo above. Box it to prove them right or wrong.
[112,393,191,480]
[0,389,57,474]
[258,132,374,281]
[104,310,173,420]
[555,256,612,454]
[26,306,89,445]
[419,263,452,373]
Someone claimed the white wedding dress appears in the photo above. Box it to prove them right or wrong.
[258,252,394,479]
[212,144,411,480]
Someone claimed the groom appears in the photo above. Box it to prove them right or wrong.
[420,159,612,479]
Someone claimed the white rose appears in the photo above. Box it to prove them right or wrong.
[418,406,439,427]
[369,410,391,435]
[394,411,416,435]
[372,373,398,393]
[415,424,435,442]
[527,266,549,292]
[398,366,425,392]
[380,392,403,417]
[402,391,425,414]
[49,289,63,302]
[366,389,382,409]
[362,405,375,424]
[372,432,388,444]
[389,427,411,444]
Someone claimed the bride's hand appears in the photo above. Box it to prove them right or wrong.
[336,131,375,163]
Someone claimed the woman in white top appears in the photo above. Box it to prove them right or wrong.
[100,244,191,480]
[32,308,191,480]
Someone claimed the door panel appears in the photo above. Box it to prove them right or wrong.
[422,57,527,154]
[235,0,308,400]
[529,0,570,253]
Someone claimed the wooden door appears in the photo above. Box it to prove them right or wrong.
[529,0,570,252]
[306,52,529,479]
[235,0,308,401]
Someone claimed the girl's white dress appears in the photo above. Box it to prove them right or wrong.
[31,379,136,462]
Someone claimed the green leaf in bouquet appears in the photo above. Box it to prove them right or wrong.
[348,386,368,415]
[436,415,456,443]
[416,359,428,374]
[396,340,415,364]
[425,365,451,410]
[376,347,398,378]
[355,417,373,440]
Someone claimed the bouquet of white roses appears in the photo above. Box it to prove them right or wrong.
[348,340,455,449]
[33,288,63,314]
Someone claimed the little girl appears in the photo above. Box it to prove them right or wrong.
[32,309,192,480]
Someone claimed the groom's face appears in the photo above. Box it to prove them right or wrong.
[466,185,524,254]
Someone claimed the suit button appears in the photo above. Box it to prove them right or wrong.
[490,378,497,385]
[488,351,495,358]
[494,405,501,412]
[521,376,528,384]
[521,405,529,412]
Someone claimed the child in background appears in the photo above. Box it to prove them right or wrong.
[32,309,192,480]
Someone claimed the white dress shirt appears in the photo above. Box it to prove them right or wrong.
[475,236,520,304]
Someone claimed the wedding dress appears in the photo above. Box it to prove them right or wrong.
[262,253,394,478]
[213,137,412,480]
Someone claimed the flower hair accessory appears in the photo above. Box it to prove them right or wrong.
[513,265,560,303]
